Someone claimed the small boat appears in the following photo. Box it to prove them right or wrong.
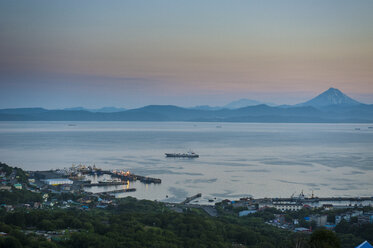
[165,151,199,158]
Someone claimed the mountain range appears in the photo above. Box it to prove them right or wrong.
[1,88,372,123]
[191,99,276,110]
[63,107,127,113]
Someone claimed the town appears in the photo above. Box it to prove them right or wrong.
[1,161,372,247]
[0,162,163,209]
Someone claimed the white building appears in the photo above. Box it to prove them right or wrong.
[273,203,303,212]
[14,183,23,190]
[43,178,73,185]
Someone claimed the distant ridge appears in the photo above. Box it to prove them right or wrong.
[298,87,361,107]
[63,107,126,113]
[190,98,275,110]
[189,105,223,111]
[223,98,276,109]
[0,88,371,123]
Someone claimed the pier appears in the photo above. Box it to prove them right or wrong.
[79,168,162,184]
[99,188,136,194]
[272,196,373,202]
[111,173,162,184]
[137,175,162,184]
[83,182,126,187]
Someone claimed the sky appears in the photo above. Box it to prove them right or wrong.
[0,0,373,108]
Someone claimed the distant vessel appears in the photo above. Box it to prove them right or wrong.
[165,151,199,158]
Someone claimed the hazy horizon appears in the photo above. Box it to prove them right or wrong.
[1,0,373,108]
[0,87,372,110]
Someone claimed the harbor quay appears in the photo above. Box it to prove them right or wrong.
[1,161,373,237]
[26,164,161,199]
[22,164,373,212]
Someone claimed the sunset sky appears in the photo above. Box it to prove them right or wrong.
[1,0,372,108]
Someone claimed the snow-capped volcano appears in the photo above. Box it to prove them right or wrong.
[298,88,361,107]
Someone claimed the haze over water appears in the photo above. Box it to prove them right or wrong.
[0,121,372,203]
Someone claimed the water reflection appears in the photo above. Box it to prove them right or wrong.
[1,122,373,204]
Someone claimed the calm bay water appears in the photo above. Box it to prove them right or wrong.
[0,121,372,203]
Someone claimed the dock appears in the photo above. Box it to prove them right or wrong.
[68,166,162,185]
[181,193,202,204]
[92,171,162,184]
[137,175,162,184]
[83,182,126,187]
[99,188,136,194]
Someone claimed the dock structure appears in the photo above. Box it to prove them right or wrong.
[268,196,373,203]
[110,174,136,182]
[83,182,126,187]
[74,167,162,185]
[258,196,373,209]
[99,188,136,194]
[181,193,202,204]
[80,170,112,176]
[112,173,162,184]
[137,175,162,184]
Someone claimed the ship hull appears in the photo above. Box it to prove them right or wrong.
[165,153,199,158]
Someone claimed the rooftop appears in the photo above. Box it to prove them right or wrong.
[356,241,373,248]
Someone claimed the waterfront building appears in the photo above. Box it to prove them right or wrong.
[14,183,22,189]
[273,203,303,212]
[258,200,273,209]
[0,185,11,191]
[335,210,364,224]
[322,204,333,210]
[43,178,73,185]
[358,212,373,224]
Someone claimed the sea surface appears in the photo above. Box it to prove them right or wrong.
[0,121,372,204]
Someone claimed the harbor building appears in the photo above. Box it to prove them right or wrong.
[273,203,303,212]
[43,178,73,185]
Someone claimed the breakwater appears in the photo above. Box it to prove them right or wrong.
[100,188,137,194]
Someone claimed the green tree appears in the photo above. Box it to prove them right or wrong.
[309,229,340,248]
[292,233,310,248]
[39,219,55,231]
[0,236,22,248]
